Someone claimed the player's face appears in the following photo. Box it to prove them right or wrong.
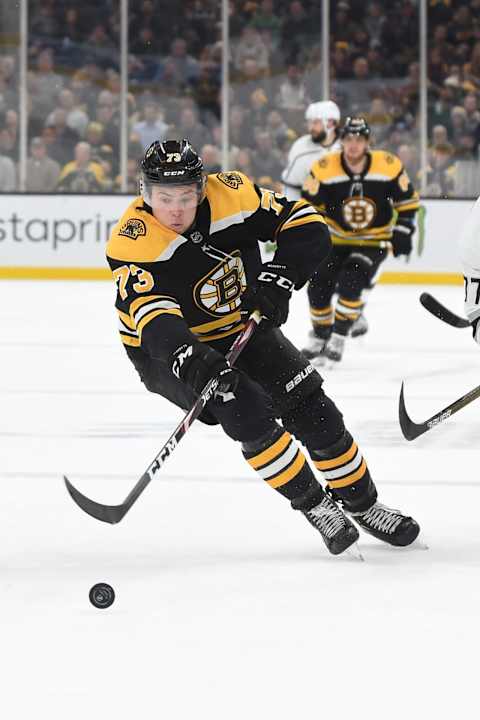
[308,118,327,141]
[342,134,369,163]
[150,184,198,233]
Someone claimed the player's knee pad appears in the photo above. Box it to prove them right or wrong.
[281,385,345,450]
[209,374,275,443]
[310,429,377,513]
[338,252,374,297]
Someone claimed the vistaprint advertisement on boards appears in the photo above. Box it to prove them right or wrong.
[0,194,134,266]
[0,194,469,275]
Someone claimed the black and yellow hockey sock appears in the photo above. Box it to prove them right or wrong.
[243,427,320,501]
[310,430,377,512]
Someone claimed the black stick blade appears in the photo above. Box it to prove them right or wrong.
[63,476,128,524]
[398,382,426,441]
[419,292,470,328]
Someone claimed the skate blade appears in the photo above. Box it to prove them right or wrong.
[346,542,364,561]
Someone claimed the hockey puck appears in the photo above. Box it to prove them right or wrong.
[89,583,115,609]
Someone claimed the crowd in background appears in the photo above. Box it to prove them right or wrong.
[1,0,480,196]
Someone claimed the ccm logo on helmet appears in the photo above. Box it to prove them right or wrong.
[164,170,186,176]
[285,365,314,393]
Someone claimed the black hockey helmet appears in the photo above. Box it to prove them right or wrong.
[140,138,205,203]
[340,116,371,140]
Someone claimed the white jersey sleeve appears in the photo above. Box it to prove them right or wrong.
[281,135,341,201]
[458,196,480,340]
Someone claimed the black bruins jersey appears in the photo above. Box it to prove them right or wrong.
[301,150,420,247]
[106,171,329,359]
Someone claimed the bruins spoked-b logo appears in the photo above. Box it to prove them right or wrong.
[194,253,247,316]
[216,172,244,189]
[118,218,147,240]
[342,197,376,230]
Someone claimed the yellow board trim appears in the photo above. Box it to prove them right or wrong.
[327,459,367,489]
[314,442,358,471]
[0,268,465,286]
[248,431,291,470]
[267,452,306,489]
[0,266,113,280]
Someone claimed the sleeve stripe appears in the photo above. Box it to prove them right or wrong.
[136,308,182,337]
[282,214,326,232]
[287,206,321,222]
[132,298,181,326]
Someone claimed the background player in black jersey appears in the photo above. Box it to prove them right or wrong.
[301,117,420,363]
[106,138,420,555]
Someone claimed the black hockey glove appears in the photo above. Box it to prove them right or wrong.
[241,262,296,329]
[391,228,413,258]
[171,343,239,396]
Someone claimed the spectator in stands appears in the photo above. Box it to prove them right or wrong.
[397,143,420,183]
[251,0,282,47]
[235,147,255,179]
[0,148,16,191]
[233,25,269,74]
[173,106,211,149]
[266,109,293,152]
[44,108,80,166]
[25,136,60,192]
[131,101,169,150]
[229,105,252,149]
[463,93,480,135]
[29,48,64,126]
[366,97,392,144]
[155,37,200,89]
[54,88,89,138]
[200,144,221,174]
[431,124,450,148]
[276,65,310,112]
[280,1,313,66]
[56,141,105,192]
[450,106,468,145]
[424,143,456,197]
[115,157,140,194]
[250,131,284,182]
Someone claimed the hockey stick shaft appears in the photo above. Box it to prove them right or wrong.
[399,380,480,440]
[64,311,262,523]
[419,292,471,328]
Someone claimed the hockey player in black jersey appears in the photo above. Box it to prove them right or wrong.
[301,117,420,363]
[106,138,420,554]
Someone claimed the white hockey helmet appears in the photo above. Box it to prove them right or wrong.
[305,100,341,123]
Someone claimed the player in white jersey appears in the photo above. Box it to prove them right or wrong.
[459,195,480,341]
[281,100,341,202]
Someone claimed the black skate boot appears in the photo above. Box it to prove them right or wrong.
[323,332,346,363]
[351,502,420,547]
[351,314,369,338]
[292,490,360,555]
[302,331,327,361]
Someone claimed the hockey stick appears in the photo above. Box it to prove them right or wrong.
[64,311,262,524]
[399,380,480,440]
[419,292,471,328]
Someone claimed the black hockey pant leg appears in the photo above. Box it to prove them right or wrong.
[307,249,346,338]
[282,387,377,513]
[334,250,386,335]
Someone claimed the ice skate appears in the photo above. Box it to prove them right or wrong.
[351,501,420,547]
[323,333,346,363]
[300,494,360,555]
[302,331,327,361]
[351,314,368,338]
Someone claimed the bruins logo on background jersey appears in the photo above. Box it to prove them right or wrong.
[216,172,244,189]
[118,218,147,240]
[342,197,377,230]
[194,253,247,316]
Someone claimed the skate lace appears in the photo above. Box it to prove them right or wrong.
[307,497,345,539]
[359,503,403,534]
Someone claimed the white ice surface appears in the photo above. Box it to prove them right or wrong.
[1,280,480,719]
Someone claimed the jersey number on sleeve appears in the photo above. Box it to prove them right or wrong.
[113,264,154,300]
